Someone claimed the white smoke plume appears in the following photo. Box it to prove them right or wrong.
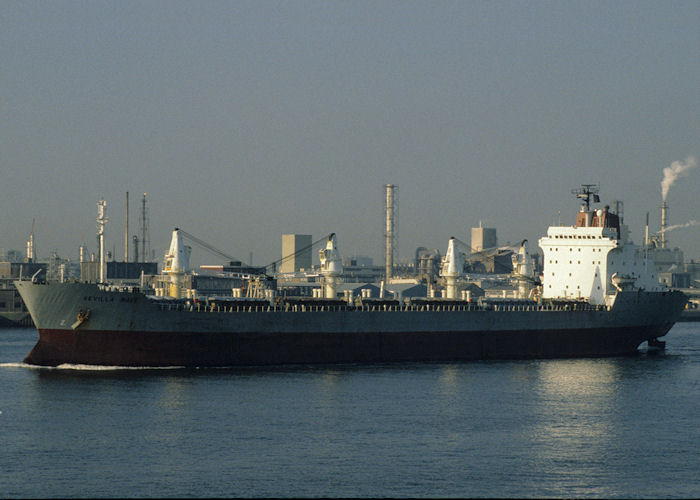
[661,156,697,201]
[658,219,700,234]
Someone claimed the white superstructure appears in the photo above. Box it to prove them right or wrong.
[539,202,662,306]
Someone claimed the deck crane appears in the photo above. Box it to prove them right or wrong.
[263,233,334,275]
[177,229,335,277]
[176,229,244,266]
[173,230,337,299]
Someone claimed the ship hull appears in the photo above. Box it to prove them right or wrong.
[16,282,687,367]
[24,324,677,367]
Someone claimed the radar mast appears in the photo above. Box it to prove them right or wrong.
[571,184,600,211]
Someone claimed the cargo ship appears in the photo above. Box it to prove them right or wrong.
[15,187,687,367]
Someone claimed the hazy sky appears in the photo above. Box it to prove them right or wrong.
[2,0,698,268]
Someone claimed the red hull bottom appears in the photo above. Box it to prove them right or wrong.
[24,325,674,367]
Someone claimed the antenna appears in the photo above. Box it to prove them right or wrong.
[571,184,600,211]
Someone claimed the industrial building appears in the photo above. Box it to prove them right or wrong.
[466,248,515,274]
[342,256,384,283]
[0,261,47,280]
[80,261,159,283]
[0,261,47,327]
[279,234,312,273]
[470,222,497,252]
[415,248,441,283]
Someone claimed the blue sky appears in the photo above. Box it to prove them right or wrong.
[1,0,698,266]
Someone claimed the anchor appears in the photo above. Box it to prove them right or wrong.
[71,309,91,330]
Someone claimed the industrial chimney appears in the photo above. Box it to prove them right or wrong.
[139,193,150,262]
[661,201,668,249]
[25,219,35,263]
[96,199,108,283]
[125,192,129,262]
[384,184,397,282]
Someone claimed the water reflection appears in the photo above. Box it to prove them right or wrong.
[523,358,623,497]
[537,358,620,398]
[437,365,459,392]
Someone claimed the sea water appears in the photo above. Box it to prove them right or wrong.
[1,323,699,498]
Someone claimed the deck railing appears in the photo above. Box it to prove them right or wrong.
[154,301,609,313]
